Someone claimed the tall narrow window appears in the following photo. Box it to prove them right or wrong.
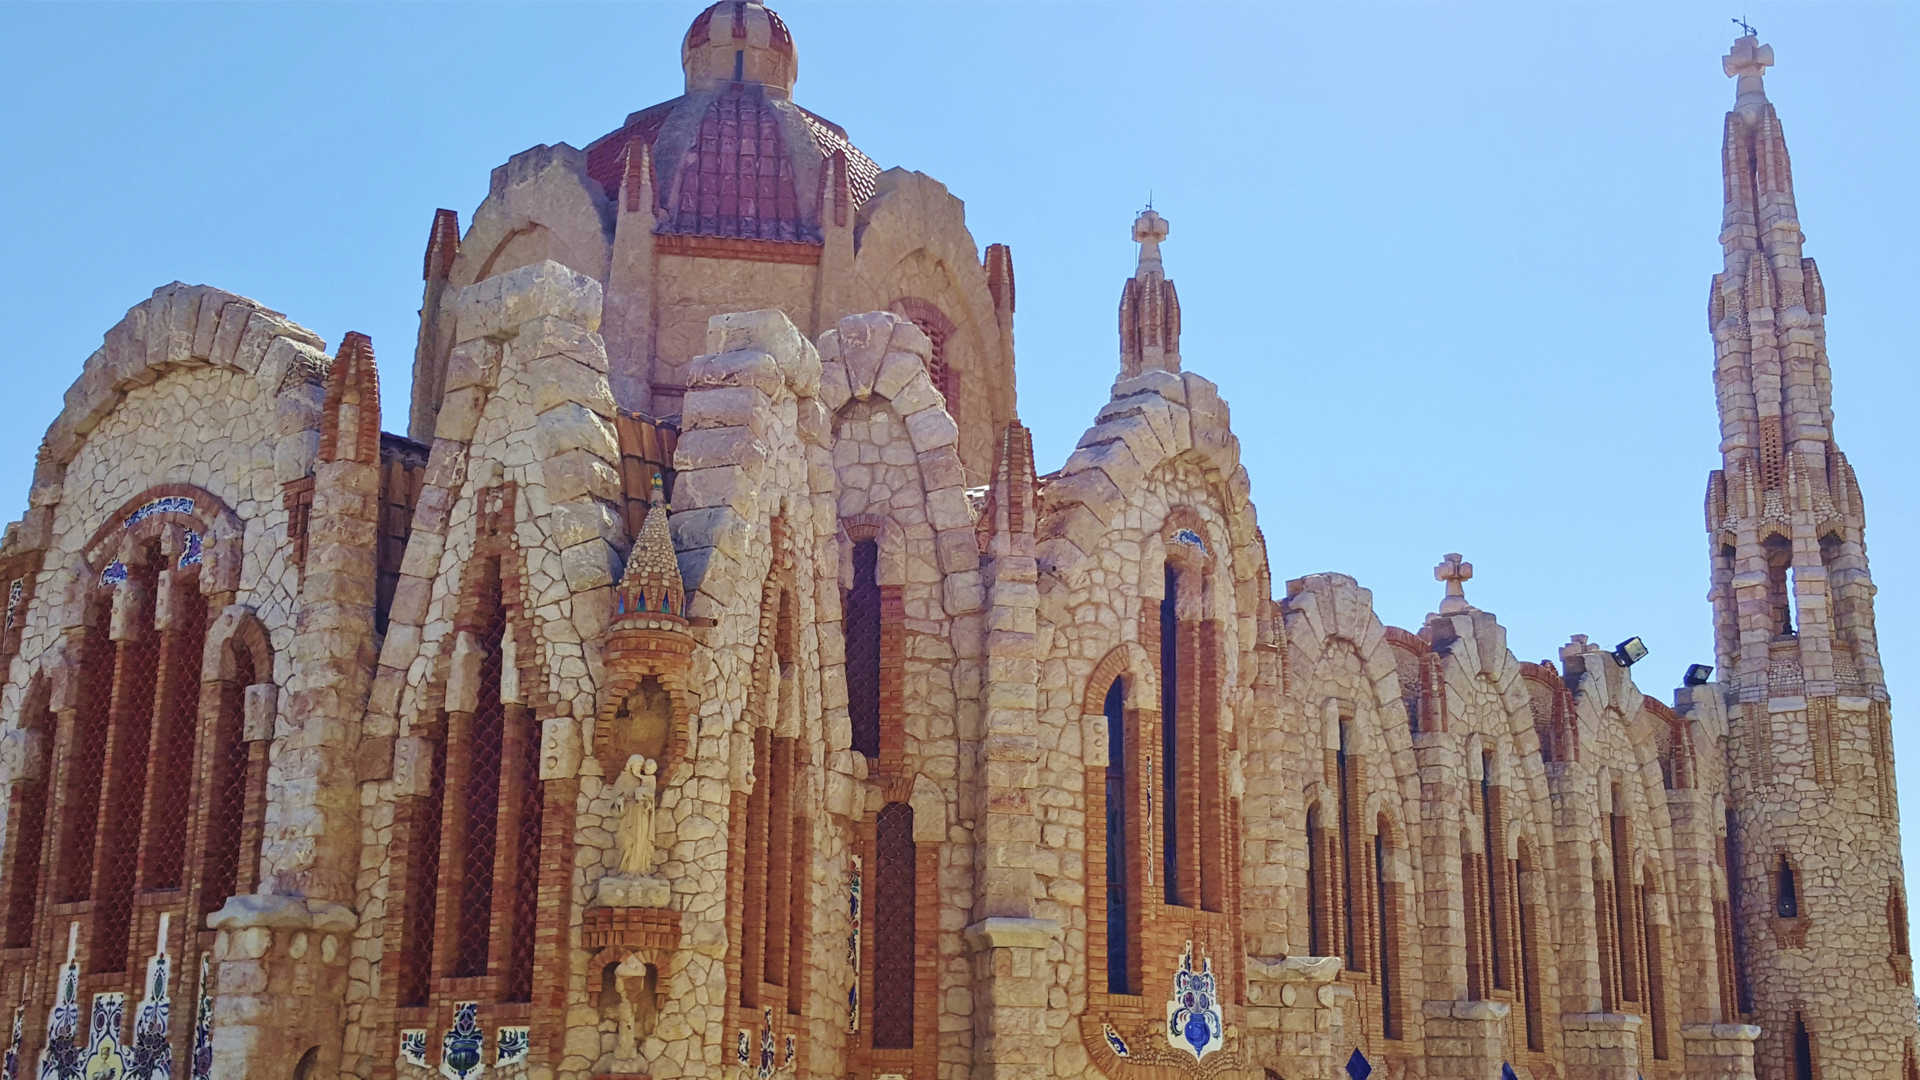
[3,688,52,948]
[1482,753,1507,991]
[1307,804,1326,957]
[1726,811,1754,1012]
[505,706,543,1003]
[1465,833,1485,999]
[1890,882,1911,972]
[1103,679,1132,995]
[452,573,507,978]
[1161,564,1179,905]
[1792,1014,1815,1080]
[399,736,447,1007]
[1338,718,1356,970]
[1610,791,1638,1001]
[1765,535,1795,636]
[56,609,113,903]
[873,802,916,1049]
[1641,873,1669,1059]
[94,548,163,973]
[1776,854,1799,918]
[1594,857,1617,1011]
[200,642,256,918]
[763,737,794,991]
[1517,847,1544,1051]
[846,539,881,759]
[1375,827,1398,1039]
[142,581,209,890]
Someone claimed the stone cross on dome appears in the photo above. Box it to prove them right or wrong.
[1435,552,1473,614]
[1133,208,1170,277]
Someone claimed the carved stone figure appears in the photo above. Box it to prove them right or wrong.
[613,754,659,877]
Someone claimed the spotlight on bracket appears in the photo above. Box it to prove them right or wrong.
[1683,663,1715,687]
[1611,636,1649,668]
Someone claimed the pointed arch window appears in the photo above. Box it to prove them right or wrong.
[1481,751,1509,991]
[1609,787,1639,1001]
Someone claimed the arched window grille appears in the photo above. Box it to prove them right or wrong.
[452,575,508,979]
[1338,718,1359,971]
[1609,788,1638,1001]
[55,604,114,904]
[873,802,916,1049]
[1481,752,1508,991]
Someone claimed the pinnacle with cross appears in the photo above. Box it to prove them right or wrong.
[1435,552,1473,614]
[1133,208,1170,277]
[1723,35,1773,79]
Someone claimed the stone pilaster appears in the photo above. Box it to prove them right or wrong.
[206,895,357,1076]
[1561,1012,1640,1080]
[1681,1022,1761,1080]
[963,917,1060,1080]
[1422,999,1510,1080]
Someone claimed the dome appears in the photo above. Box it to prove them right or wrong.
[581,1,878,245]
[683,1,796,97]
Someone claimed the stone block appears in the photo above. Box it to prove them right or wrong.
[452,259,603,340]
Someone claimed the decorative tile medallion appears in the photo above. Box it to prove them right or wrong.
[82,993,128,1080]
[494,1027,529,1068]
[735,1031,750,1066]
[38,926,83,1080]
[127,924,172,1080]
[399,1030,428,1069]
[439,1002,484,1080]
[1172,528,1207,555]
[1164,940,1222,1063]
[1101,1022,1130,1058]
[124,497,194,530]
[847,854,861,1034]
[4,1004,24,1080]
[99,563,127,588]
[188,955,213,1080]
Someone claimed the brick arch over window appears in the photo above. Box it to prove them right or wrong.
[889,297,958,427]
[1081,645,1155,1002]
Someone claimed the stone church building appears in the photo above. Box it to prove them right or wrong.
[0,6,1907,1080]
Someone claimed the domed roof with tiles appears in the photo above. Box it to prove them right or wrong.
[583,0,879,245]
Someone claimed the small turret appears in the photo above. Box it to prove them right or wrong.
[616,473,687,627]
[1118,208,1181,378]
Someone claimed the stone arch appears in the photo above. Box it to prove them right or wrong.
[31,285,326,504]
[203,604,275,687]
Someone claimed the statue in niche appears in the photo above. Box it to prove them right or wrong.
[612,754,660,876]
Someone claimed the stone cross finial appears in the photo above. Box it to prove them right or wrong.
[1133,208,1170,276]
[1724,35,1774,109]
[1723,35,1773,78]
[1435,552,1473,614]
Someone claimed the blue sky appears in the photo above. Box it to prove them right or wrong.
[3,2,1917,937]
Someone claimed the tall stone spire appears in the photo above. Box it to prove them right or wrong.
[1704,33,1908,1078]
[1119,207,1181,378]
